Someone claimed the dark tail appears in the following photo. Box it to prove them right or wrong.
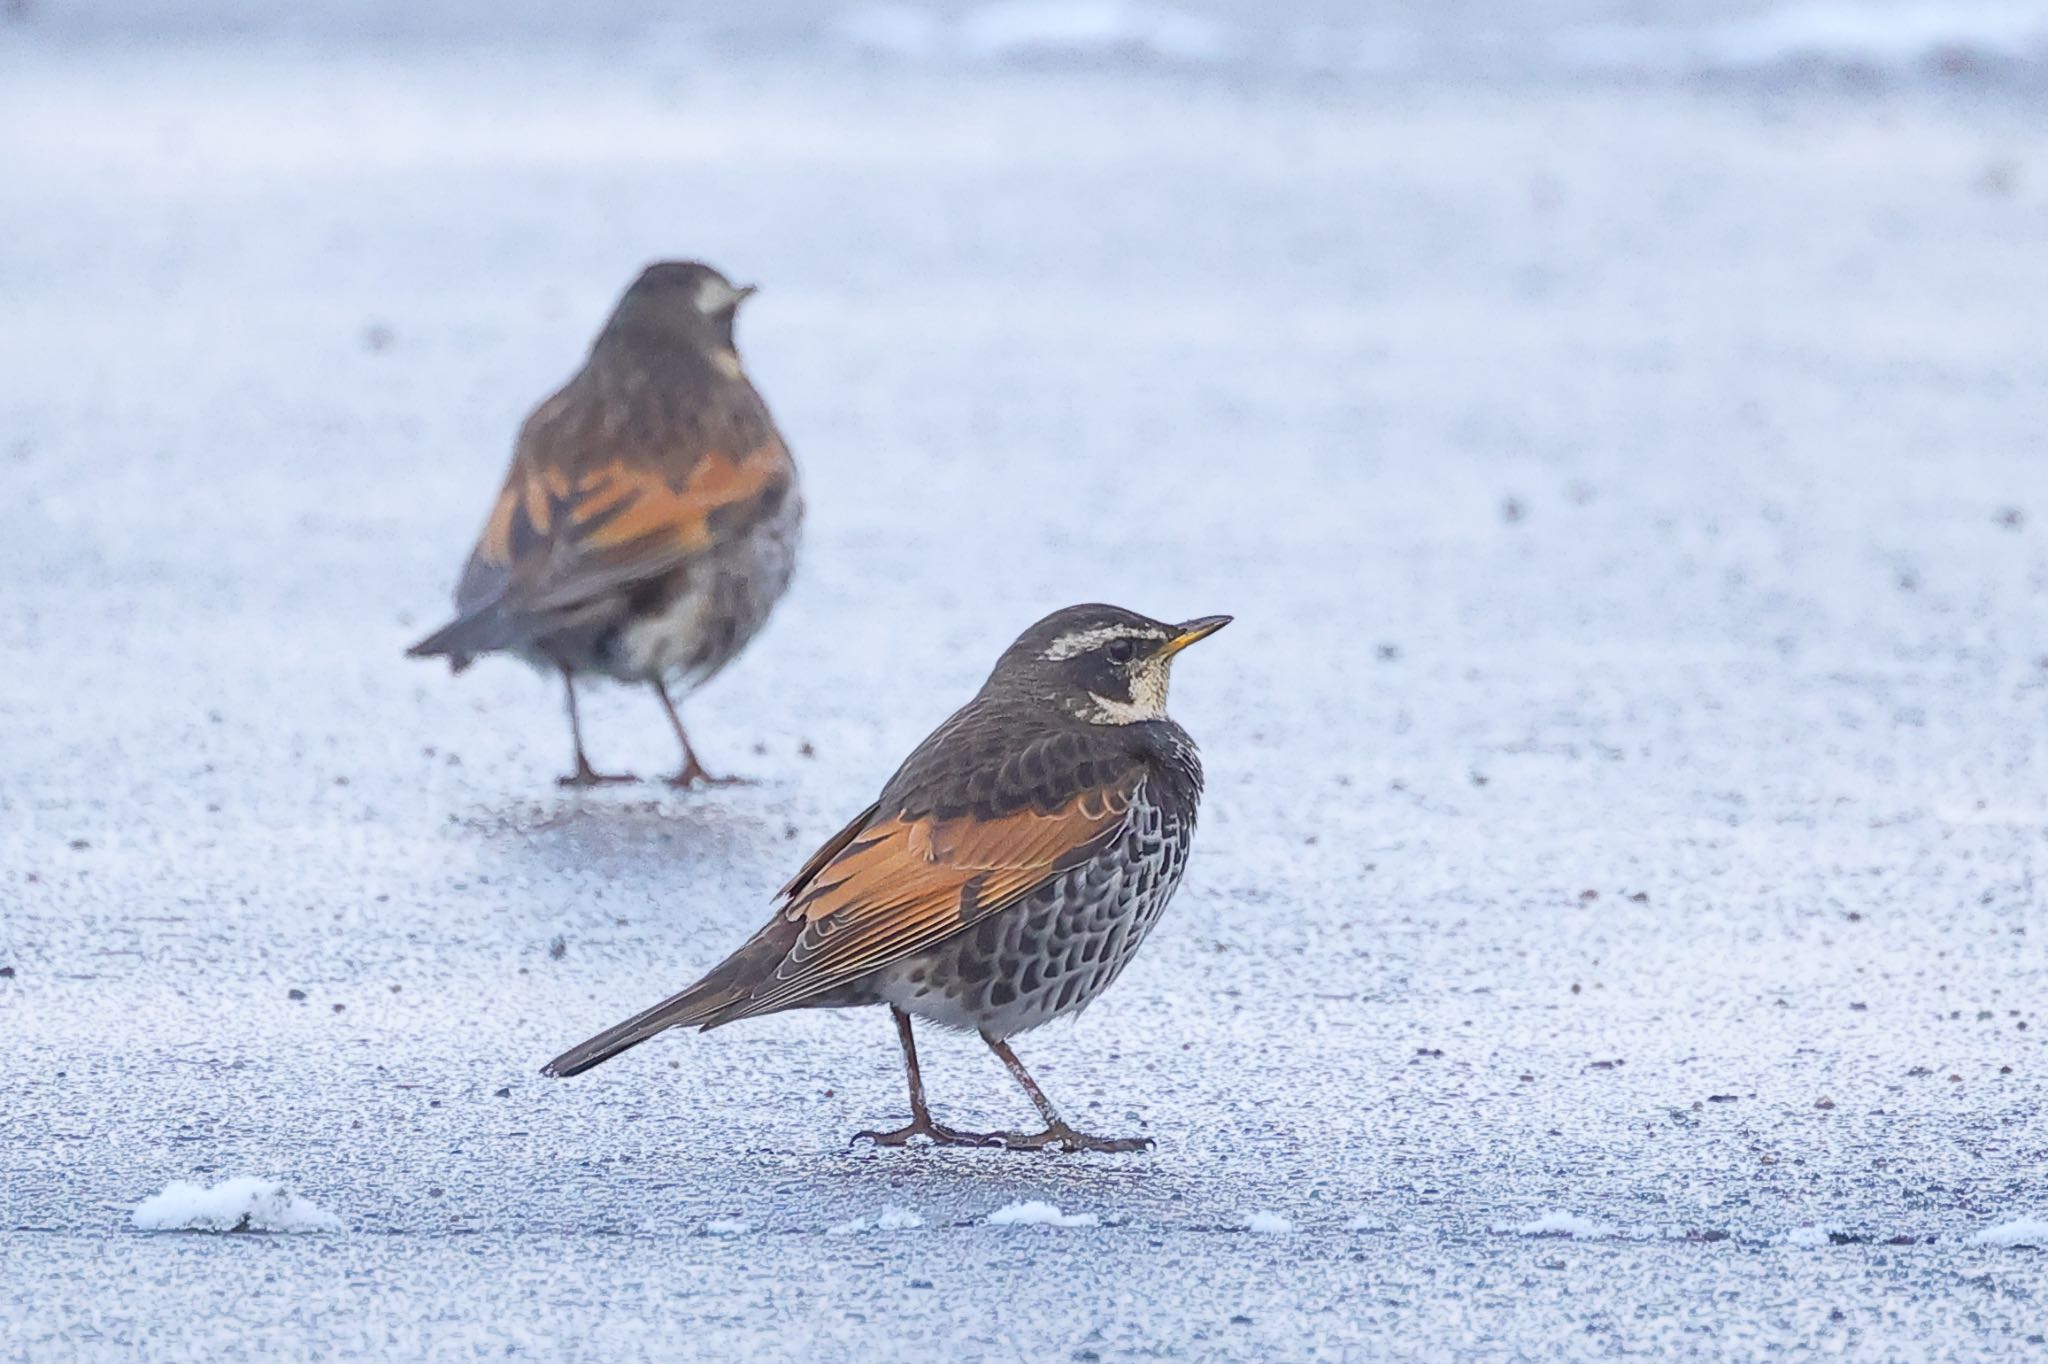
[540,914,803,1078]
[405,607,520,671]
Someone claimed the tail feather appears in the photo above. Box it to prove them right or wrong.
[406,606,520,669]
[540,915,803,1078]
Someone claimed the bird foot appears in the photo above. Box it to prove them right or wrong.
[664,765,750,790]
[853,1117,1003,1150]
[993,1123,1154,1154]
[558,763,637,788]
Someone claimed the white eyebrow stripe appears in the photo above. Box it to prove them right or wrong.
[1041,624,1167,661]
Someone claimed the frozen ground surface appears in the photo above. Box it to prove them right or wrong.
[23,0,2048,88]
[3,30,2048,1363]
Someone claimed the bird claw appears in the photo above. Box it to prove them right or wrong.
[664,766,750,790]
[853,1118,1002,1150]
[853,1118,1151,1155]
[993,1123,1154,1154]
[558,765,637,788]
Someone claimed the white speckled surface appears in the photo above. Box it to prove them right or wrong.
[2,33,2045,1361]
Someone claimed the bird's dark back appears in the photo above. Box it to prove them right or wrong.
[878,695,1203,829]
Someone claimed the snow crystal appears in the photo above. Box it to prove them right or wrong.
[1557,0,2048,78]
[702,1218,752,1236]
[1243,1212,1294,1233]
[1969,1218,2048,1248]
[829,4,944,58]
[1780,1225,1836,1247]
[827,0,1230,66]
[825,0,2048,81]
[828,1207,925,1235]
[1498,1212,1613,1239]
[986,1200,1098,1228]
[956,1,1230,65]
[130,1178,342,1234]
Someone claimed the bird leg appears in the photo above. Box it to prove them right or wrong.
[652,680,745,789]
[855,1009,1001,1149]
[980,1034,1154,1154]
[557,669,635,786]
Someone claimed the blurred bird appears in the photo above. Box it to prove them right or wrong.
[408,261,800,787]
[542,604,1230,1153]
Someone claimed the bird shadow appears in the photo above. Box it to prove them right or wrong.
[824,1143,1166,1195]
[621,1137,1168,1213]
[453,792,793,888]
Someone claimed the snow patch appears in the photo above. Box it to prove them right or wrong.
[828,4,944,59]
[1243,1211,1294,1233]
[1284,24,1422,76]
[829,1,1230,67]
[826,0,2048,81]
[828,1206,926,1235]
[701,1218,752,1237]
[130,1178,341,1234]
[1558,1,2048,78]
[1780,1225,1836,1246]
[1497,1211,1613,1239]
[1970,1218,2048,1248]
[959,1,1229,64]
[986,1199,1098,1228]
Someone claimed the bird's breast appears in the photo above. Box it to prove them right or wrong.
[871,784,1195,1038]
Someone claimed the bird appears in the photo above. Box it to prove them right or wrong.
[407,261,801,788]
[541,603,1230,1153]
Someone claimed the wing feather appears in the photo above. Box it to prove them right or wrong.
[460,445,791,620]
[718,776,1141,1021]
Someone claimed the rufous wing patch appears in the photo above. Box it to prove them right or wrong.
[476,463,572,566]
[732,778,1141,1016]
[568,446,790,558]
[472,445,788,573]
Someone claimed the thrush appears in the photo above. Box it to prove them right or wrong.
[407,261,800,787]
[542,603,1230,1153]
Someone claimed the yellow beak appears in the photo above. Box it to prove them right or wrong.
[1158,615,1232,658]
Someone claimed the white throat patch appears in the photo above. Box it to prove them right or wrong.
[694,276,746,314]
[1071,659,1171,725]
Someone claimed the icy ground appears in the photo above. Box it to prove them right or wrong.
[31,0,2048,86]
[3,34,2046,1362]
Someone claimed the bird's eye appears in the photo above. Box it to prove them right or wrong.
[1105,639,1137,664]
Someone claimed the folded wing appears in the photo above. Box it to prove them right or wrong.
[462,444,792,619]
[729,776,1141,1020]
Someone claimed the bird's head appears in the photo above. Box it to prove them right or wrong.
[603,260,757,358]
[988,604,1231,725]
